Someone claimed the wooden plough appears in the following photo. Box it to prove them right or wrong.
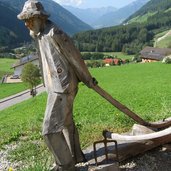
[92,85,171,163]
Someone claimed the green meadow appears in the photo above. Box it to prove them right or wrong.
[102,52,134,59]
[0,58,17,79]
[0,83,28,99]
[0,58,32,99]
[155,35,171,48]
[128,12,156,24]
[1,62,171,170]
[154,29,171,48]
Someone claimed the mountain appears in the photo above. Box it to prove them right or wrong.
[93,0,150,28]
[63,6,117,27]
[64,0,149,29]
[0,2,30,48]
[0,0,93,48]
[1,0,92,35]
[124,0,171,49]
[73,0,171,54]
[125,0,171,23]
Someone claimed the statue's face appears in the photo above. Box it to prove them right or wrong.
[24,17,42,35]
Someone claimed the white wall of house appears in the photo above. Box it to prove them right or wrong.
[14,65,23,76]
[32,60,39,68]
[142,58,158,63]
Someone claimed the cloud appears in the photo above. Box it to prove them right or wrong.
[54,0,84,6]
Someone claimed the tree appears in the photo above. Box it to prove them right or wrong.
[21,62,41,97]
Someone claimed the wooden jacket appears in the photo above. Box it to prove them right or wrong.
[37,20,93,94]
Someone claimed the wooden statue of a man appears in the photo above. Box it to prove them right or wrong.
[18,0,97,170]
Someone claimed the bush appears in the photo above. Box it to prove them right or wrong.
[85,60,105,68]
[21,63,41,96]
[162,56,171,64]
[81,52,105,60]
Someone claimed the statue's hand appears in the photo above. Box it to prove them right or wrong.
[92,77,98,86]
[88,77,98,88]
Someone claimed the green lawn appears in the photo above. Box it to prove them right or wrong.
[103,52,134,60]
[1,62,171,170]
[154,30,169,39]
[82,52,134,60]
[155,35,171,48]
[0,58,31,100]
[0,83,28,99]
[0,58,18,80]
[153,29,171,48]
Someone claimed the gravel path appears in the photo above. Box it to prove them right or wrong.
[120,145,171,171]
[1,143,171,171]
[0,143,23,171]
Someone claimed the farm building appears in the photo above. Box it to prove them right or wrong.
[11,53,39,77]
[140,46,171,63]
[103,58,122,66]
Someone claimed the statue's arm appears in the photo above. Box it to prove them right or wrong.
[51,28,96,88]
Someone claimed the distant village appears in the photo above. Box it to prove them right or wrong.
[1,45,171,84]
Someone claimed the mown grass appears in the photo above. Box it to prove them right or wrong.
[102,52,134,60]
[0,93,47,146]
[0,83,28,99]
[155,34,171,48]
[128,12,156,23]
[0,58,34,99]
[82,52,134,60]
[154,30,169,39]
[0,58,18,80]
[1,62,171,170]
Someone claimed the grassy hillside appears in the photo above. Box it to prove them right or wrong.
[125,0,171,22]
[0,58,28,99]
[0,83,28,99]
[0,58,17,79]
[1,62,171,169]
[154,30,171,48]
[128,12,156,23]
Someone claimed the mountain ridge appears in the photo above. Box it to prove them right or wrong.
[64,0,149,29]
[125,0,171,23]
[93,0,150,28]
[0,0,93,48]
[63,5,117,27]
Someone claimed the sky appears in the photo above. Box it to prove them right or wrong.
[54,0,136,9]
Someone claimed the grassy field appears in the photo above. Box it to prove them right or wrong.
[1,62,171,170]
[0,58,18,80]
[102,52,134,60]
[154,30,169,39]
[0,83,28,99]
[155,35,171,48]
[0,58,32,99]
[128,12,156,24]
[82,52,134,60]
[154,29,171,48]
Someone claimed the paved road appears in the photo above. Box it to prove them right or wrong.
[0,84,46,111]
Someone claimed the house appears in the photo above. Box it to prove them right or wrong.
[11,53,39,77]
[140,46,171,63]
[103,58,122,66]
[103,58,113,66]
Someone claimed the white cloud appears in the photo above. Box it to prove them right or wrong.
[54,0,84,6]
